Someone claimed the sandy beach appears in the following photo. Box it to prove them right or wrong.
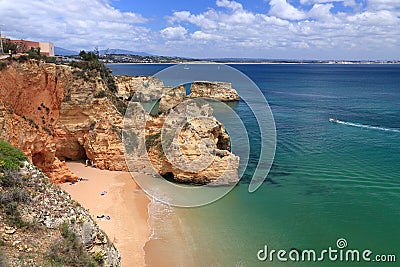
[60,162,150,267]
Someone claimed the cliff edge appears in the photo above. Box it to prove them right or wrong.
[0,59,126,183]
[0,140,120,266]
[0,59,239,186]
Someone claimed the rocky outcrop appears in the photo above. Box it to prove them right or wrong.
[114,77,239,105]
[0,61,77,183]
[189,81,239,101]
[158,85,186,114]
[114,75,165,101]
[55,70,126,171]
[159,102,239,185]
[110,75,241,185]
[0,60,127,182]
[2,163,121,266]
[125,101,239,185]
[0,60,240,186]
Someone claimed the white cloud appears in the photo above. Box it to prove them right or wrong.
[367,0,400,10]
[170,11,192,22]
[300,0,356,5]
[191,31,217,41]
[0,0,399,59]
[346,10,399,25]
[160,26,188,40]
[308,3,335,21]
[162,0,400,59]
[170,10,220,30]
[0,0,149,51]
[216,0,243,10]
[268,0,307,20]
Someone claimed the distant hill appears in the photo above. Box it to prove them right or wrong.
[100,49,153,56]
[54,47,153,57]
[55,47,78,56]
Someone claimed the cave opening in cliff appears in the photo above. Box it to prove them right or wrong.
[56,141,87,162]
[161,172,175,183]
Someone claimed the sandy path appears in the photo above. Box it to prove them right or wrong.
[60,162,150,267]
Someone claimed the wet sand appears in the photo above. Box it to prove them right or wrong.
[60,162,150,267]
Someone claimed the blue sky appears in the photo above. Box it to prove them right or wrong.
[0,0,399,60]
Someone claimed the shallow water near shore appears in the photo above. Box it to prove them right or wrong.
[109,63,400,266]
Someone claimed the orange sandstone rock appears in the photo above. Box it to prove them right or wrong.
[0,60,126,182]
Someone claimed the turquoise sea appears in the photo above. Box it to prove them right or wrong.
[108,64,400,266]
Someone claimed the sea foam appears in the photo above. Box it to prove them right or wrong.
[334,119,400,133]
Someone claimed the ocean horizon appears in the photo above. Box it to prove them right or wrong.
[108,63,400,266]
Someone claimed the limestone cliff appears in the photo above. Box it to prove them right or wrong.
[0,59,239,186]
[0,61,77,183]
[114,75,241,185]
[158,85,186,114]
[114,76,240,103]
[54,65,126,171]
[0,162,120,266]
[189,81,239,101]
[0,103,76,183]
[145,102,239,185]
[124,101,239,185]
[114,75,165,102]
[0,60,126,182]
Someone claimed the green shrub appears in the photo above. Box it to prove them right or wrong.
[0,188,29,204]
[60,222,76,243]
[145,132,162,151]
[45,57,56,63]
[2,40,17,54]
[92,251,104,264]
[46,222,97,266]
[27,47,41,60]
[1,170,22,188]
[0,140,27,172]
[3,201,29,228]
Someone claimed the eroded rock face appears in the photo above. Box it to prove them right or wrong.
[115,75,240,185]
[0,104,77,183]
[56,81,126,171]
[114,75,165,101]
[0,60,240,186]
[17,163,121,266]
[126,101,240,185]
[189,81,240,101]
[162,103,239,185]
[0,60,127,182]
[158,85,186,114]
[0,62,77,183]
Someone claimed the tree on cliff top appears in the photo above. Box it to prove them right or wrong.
[2,40,17,54]
[70,50,123,113]
[79,50,98,61]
